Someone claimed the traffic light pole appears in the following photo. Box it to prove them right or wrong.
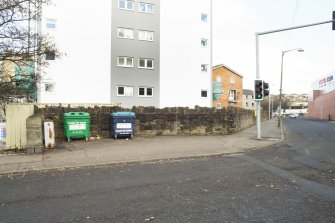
[255,18,335,139]
[255,35,261,139]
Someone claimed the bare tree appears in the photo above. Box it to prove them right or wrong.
[0,0,59,116]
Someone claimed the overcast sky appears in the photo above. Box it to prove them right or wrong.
[212,0,335,95]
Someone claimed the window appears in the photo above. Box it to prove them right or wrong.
[117,86,134,96]
[117,28,134,39]
[201,90,208,98]
[138,87,153,97]
[46,19,56,29]
[45,51,55,60]
[201,39,208,47]
[216,103,222,109]
[201,14,208,22]
[139,2,154,13]
[229,90,236,102]
[45,83,55,92]
[230,77,235,83]
[119,0,134,10]
[201,64,208,72]
[117,57,134,67]
[138,58,154,69]
[138,30,154,41]
[216,76,222,82]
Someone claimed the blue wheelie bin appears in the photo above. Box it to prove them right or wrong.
[111,112,136,139]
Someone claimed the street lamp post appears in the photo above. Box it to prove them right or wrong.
[278,48,304,127]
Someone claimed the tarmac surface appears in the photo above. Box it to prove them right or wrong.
[0,119,283,175]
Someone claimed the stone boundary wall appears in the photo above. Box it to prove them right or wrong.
[33,105,265,142]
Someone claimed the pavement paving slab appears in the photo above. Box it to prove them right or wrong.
[0,119,283,174]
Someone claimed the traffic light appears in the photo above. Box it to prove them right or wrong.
[263,81,269,97]
[333,11,335,30]
[254,79,263,100]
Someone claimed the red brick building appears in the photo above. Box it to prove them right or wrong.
[212,64,243,109]
[308,71,335,120]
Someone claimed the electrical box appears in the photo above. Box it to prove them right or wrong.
[44,121,55,148]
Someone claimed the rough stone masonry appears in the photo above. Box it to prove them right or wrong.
[24,105,267,152]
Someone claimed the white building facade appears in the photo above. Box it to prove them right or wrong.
[38,0,212,108]
[242,89,255,110]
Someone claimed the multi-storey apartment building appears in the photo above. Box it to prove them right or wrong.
[212,64,243,109]
[38,0,212,108]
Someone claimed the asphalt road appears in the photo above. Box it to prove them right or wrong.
[283,117,335,165]
[0,117,334,223]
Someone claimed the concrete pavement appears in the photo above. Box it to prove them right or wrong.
[0,119,283,174]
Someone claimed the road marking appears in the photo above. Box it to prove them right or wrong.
[233,154,335,202]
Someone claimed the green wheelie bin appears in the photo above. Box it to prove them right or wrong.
[64,112,90,142]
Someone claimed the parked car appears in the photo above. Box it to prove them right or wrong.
[289,113,298,119]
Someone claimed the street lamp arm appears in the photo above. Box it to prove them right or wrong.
[283,48,304,54]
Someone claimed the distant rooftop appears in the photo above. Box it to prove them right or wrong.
[243,89,253,95]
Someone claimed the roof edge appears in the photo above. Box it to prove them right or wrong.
[213,64,243,78]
